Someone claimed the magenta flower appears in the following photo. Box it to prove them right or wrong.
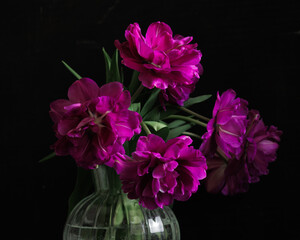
[204,110,282,195]
[200,89,248,159]
[115,21,202,100]
[49,78,142,169]
[245,110,282,183]
[116,134,207,209]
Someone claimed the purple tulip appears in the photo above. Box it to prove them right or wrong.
[116,134,207,209]
[49,78,142,169]
[200,89,249,159]
[204,110,282,195]
[245,110,282,183]
[115,21,202,105]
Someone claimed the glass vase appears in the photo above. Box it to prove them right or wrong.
[63,165,180,240]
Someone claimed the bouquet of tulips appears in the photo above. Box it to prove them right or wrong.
[43,21,282,211]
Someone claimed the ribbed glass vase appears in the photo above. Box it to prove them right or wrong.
[63,165,180,240]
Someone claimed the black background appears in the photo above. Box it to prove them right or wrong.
[3,0,300,239]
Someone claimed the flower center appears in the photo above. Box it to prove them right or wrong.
[88,109,111,128]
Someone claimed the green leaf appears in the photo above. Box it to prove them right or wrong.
[160,105,179,120]
[102,47,111,82]
[102,48,122,83]
[120,66,125,83]
[113,198,125,225]
[128,102,141,113]
[184,94,212,107]
[156,127,169,141]
[68,167,93,214]
[144,121,167,132]
[143,106,161,121]
[39,152,56,163]
[167,120,186,129]
[122,196,144,227]
[128,71,140,94]
[167,123,194,140]
[123,141,130,155]
[62,61,82,80]
[110,49,121,83]
[127,134,141,155]
[140,88,161,117]
[143,120,169,141]
[159,96,212,120]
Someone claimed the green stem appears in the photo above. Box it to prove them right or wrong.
[131,84,144,103]
[182,131,203,139]
[141,121,152,135]
[166,115,207,128]
[178,106,210,122]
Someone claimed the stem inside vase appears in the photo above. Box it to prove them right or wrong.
[92,165,122,194]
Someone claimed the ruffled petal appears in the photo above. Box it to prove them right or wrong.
[109,110,141,143]
[139,71,169,89]
[95,96,115,114]
[136,134,166,153]
[156,192,173,209]
[218,89,237,110]
[115,90,131,111]
[145,21,173,50]
[152,164,166,178]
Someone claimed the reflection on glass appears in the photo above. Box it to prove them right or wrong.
[148,216,164,233]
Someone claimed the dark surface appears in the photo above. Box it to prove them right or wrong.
[3,0,300,239]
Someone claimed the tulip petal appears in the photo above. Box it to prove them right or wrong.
[68,78,100,102]
[139,71,169,89]
[152,164,166,178]
[136,134,166,153]
[49,99,73,122]
[156,192,173,208]
[205,159,226,194]
[109,111,141,143]
[95,96,114,114]
[99,81,123,99]
[145,21,173,50]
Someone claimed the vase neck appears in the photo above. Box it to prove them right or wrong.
[92,165,121,194]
